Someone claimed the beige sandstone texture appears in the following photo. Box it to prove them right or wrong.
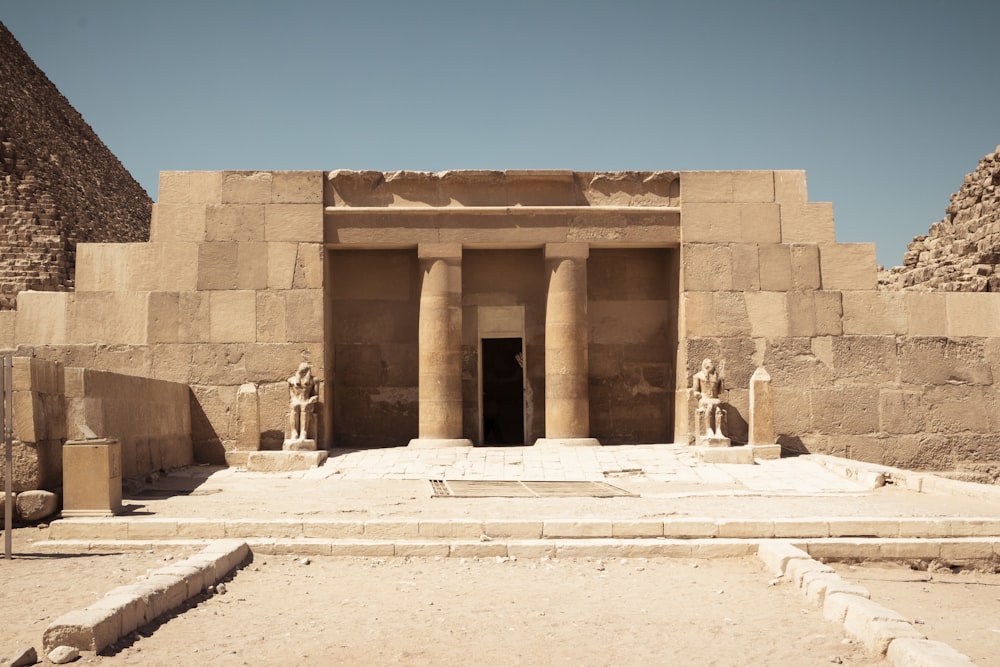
[883,145,1000,291]
[0,22,151,310]
[2,166,1000,476]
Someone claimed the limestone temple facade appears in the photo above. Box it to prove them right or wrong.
[5,167,1000,489]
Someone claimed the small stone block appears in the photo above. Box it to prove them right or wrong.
[542,520,613,538]
[749,444,781,460]
[450,542,508,558]
[506,541,556,559]
[394,541,451,557]
[757,541,811,575]
[245,451,328,472]
[856,619,926,656]
[786,558,834,587]
[663,519,718,538]
[694,446,754,464]
[612,520,663,538]
[418,520,484,538]
[886,638,976,666]
[483,521,543,539]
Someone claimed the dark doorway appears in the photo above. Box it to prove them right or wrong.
[481,337,525,445]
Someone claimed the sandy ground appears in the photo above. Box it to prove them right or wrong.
[2,526,888,667]
[832,562,1000,666]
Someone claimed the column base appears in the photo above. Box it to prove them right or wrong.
[283,438,318,451]
[533,437,601,447]
[407,438,474,449]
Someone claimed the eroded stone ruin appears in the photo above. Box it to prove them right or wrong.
[882,145,1000,291]
[0,22,151,309]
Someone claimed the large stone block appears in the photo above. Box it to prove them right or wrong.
[267,242,299,290]
[842,291,907,335]
[15,291,69,345]
[284,289,324,342]
[740,203,781,243]
[681,170,774,203]
[682,244,732,291]
[205,204,265,242]
[899,338,992,386]
[67,292,149,345]
[819,243,876,290]
[945,293,1000,337]
[292,243,324,289]
[773,170,808,205]
[150,203,207,243]
[787,291,842,337]
[789,244,821,290]
[157,171,223,205]
[155,242,199,292]
[780,202,835,244]
[256,292,287,343]
[237,242,269,290]
[197,242,239,290]
[879,389,925,435]
[271,171,324,203]
[831,335,899,384]
[904,292,949,336]
[758,244,792,291]
[745,292,789,337]
[265,204,324,242]
[810,386,879,435]
[222,171,272,204]
[147,292,180,344]
[730,243,761,290]
[209,291,257,343]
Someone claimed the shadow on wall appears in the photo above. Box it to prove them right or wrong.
[777,435,809,456]
[190,392,225,465]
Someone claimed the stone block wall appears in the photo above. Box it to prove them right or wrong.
[5,171,326,464]
[1,357,191,492]
[678,170,1000,468]
[0,23,151,309]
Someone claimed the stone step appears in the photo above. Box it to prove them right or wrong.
[43,516,1000,542]
[34,536,1000,562]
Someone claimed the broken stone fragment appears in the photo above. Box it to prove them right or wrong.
[8,645,38,667]
[14,490,58,522]
[47,645,80,664]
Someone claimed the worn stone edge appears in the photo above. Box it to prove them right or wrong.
[757,540,977,665]
[41,539,250,654]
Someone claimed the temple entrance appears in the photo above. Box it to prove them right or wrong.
[481,337,525,445]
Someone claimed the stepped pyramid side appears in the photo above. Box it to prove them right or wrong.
[0,21,151,309]
[882,145,1000,291]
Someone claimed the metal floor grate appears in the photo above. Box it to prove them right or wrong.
[430,480,634,498]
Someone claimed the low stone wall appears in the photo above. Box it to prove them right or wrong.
[2,357,192,491]
[680,291,1000,469]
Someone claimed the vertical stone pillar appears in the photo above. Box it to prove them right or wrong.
[535,243,599,447]
[408,244,472,448]
[748,366,781,459]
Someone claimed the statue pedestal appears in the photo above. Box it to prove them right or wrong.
[283,438,317,451]
[246,450,328,472]
[696,435,731,448]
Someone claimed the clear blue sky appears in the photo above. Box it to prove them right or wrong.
[4,0,999,267]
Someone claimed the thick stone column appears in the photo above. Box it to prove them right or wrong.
[408,244,472,448]
[535,243,599,447]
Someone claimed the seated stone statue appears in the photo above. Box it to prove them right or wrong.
[690,358,727,443]
[287,362,318,444]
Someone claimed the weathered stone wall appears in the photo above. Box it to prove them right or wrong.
[881,145,1000,290]
[678,171,1000,469]
[4,171,326,465]
[329,249,419,448]
[0,22,152,309]
[2,357,191,492]
[589,248,678,443]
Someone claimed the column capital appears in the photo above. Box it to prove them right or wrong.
[544,243,589,261]
[418,243,463,261]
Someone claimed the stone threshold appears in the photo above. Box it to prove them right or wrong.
[43,516,1000,542]
[35,537,1000,563]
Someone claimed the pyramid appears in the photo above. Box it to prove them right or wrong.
[0,21,151,309]
[882,145,1000,291]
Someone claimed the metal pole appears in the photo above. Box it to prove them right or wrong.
[4,355,12,559]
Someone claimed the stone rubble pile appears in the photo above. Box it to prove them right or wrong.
[881,145,1000,291]
[0,21,151,309]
